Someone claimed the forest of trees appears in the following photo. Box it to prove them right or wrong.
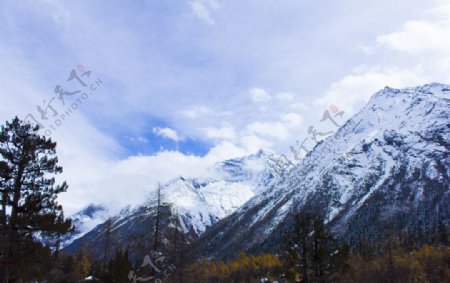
[178,212,449,283]
[0,117,449,282]
[6,210,445,283]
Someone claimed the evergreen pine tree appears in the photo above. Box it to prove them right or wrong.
[0,117,72,282]
[283,212,347,282]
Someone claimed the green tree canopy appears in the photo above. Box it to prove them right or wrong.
[0,116,72,282]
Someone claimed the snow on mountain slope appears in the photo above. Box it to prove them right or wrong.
[62,204,109,247]
[193,83,450,259]
[163,178,254,235]
[64,150,282,258]
[165,149,282,235]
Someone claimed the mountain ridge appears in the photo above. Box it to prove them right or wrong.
[65,83,450,262]
[63,150,283,259]
[191,82,450,259]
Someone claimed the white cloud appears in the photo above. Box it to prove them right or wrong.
[152,127,181,142]
[281,112,303,128]
[182,105,212,119]
[136,136,149,144]
[357,43,375,55]
[429,1,450,18]
[239,135,273,153]
[276,91,296,102]
[202,124,236,140]
[38,0,71,28]
[250,87,271,103]
[316,66,425,113]
[377,20,450,55]
[290,102,308,111]
[126,136,149,144]
[246,121,289,140]
[377,3,450,55]
[60,139,257,215]
[189,0,219,25]
[317,1,450,115]
[203,141,249,162]
[60,151,209,215]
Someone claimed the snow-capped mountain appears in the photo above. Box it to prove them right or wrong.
[193,83,450,259]
[165,149,285,236]
[62,204,109,247]
[64,150,282,258]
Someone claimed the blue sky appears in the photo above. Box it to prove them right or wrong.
[1,0,449,214]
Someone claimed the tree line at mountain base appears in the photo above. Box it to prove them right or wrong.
[178,212,450,283]
[179,245,450,283]
[22,212,447,283]
[0,208,448,282]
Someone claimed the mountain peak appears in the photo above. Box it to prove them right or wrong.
[192,83,450,259]
[373,82,449,101]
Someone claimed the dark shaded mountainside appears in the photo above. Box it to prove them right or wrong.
[192,83,450,260]
[64,202,184,262]
[65,83,449,263]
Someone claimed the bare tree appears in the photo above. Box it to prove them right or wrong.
[103,218,112,266]
[153,184,162,252]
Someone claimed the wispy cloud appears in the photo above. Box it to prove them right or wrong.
[246,121,289,141]
[153,127,182,142]
[189,0,220,25]
[250,87,271,103]
[315,66,425,113]
[202,124,236,141]
[316,1,450,114]
[377,3,450,55]
[182,105,212,119]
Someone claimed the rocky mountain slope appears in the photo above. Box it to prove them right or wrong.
[192,83,450,259]
[64,83,449,262]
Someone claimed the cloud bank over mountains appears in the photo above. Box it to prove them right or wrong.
[0,0,448,214]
